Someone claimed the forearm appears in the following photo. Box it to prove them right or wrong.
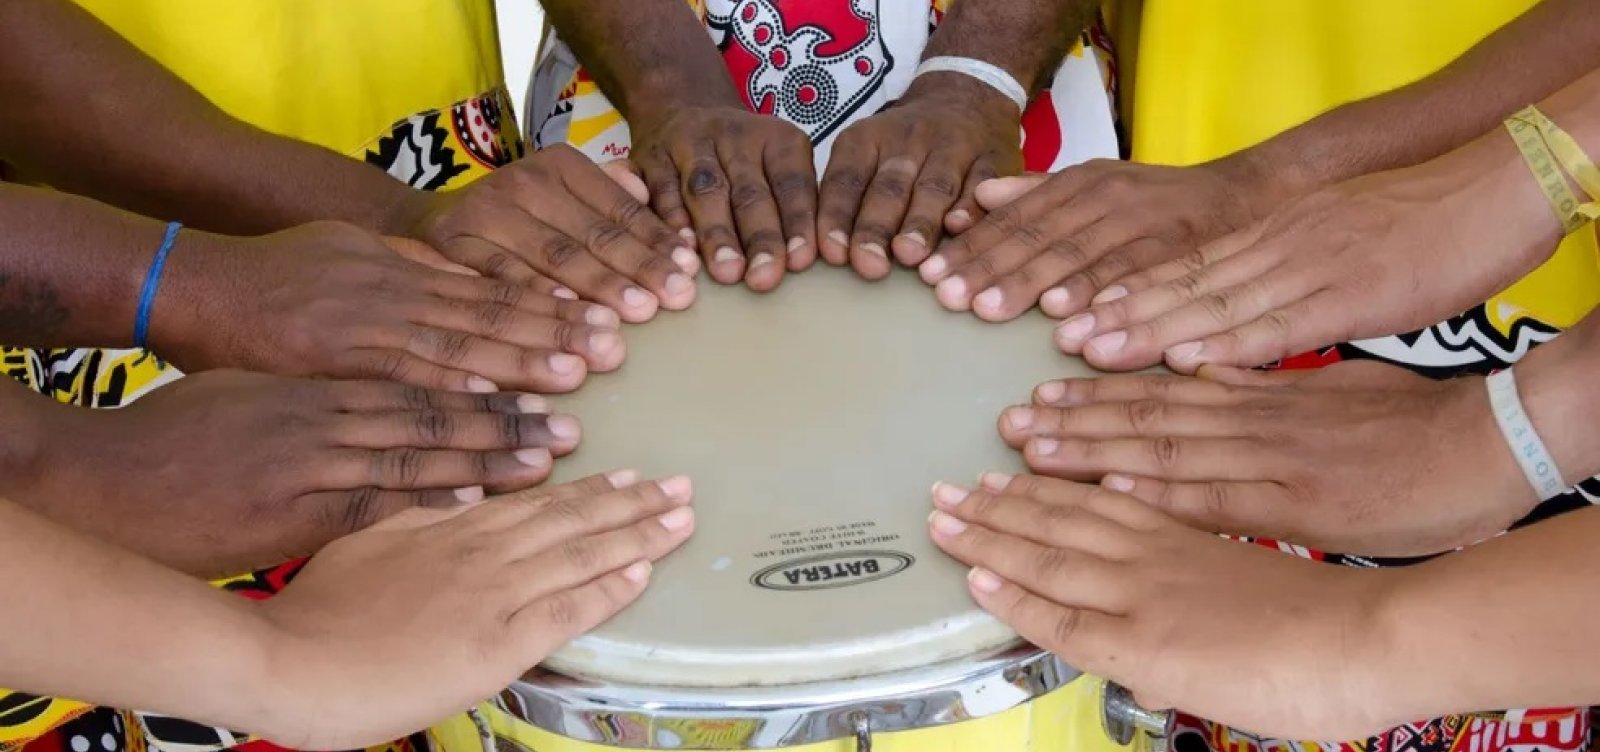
[542,0,742,123]
[1373,505,1600,722]
[0,496,280,733]
[1229,0,1600,205]
[917,0,1100,96]
[0,0,426,236]
[0,183,238,350]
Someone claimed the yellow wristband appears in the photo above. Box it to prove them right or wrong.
[1505,114,1590,233]
[1510,106,1600,200]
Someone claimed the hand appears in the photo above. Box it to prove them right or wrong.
[632,105,818,291]
[818,74,1022,280]
[155,221,625,394]
[925,473,1398,741]
[995,362,1535,556]
[411,147,699,322]
[15,371,580,577]
[252,472,695,749]
[918,158,1268,321]
[1051,142,1562,372]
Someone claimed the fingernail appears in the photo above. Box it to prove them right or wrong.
[714,246,742,265]
[859,242,887,258]
[585,306,622,328]
[1167,341,1203,362]
[656,474,693,499]
[466,375,498,393]
[553,288,579,300]
[1031,438,1060,456]
[1003,407,1033,432]
[928,510,968,535]
[658,506,694,532]
[979,472,1013,491]
[1094,285,1129,304]
[936,277,968,307]
[515,448,551,467]
[1041,287,1071,315]
[1086,330,1127,356]
[622,286,654,310]
[1034,381,1066,404]
[622,560,653,584]
[931,481,969,507]
[827,230,849,249]
[1057,314,1095,342]
[919,254,948,282]
[671,247,699,273]
[678,227,697,243]
[948,209,972,227]
[606,469,639,487]
[968,567,1003,593]
[548,353,584,376]
[666,273,695,296]
[788,236,807,252]
[516,394,551,414]
[1103,474,1135,493]
[589,330,621,356]
[898,231,927,248]
[749,252,775,269]
[455,485,485,503]
[547,414,581,442]
[975,288,1004,314]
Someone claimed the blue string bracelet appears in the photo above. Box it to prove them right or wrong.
[133,221,183,350]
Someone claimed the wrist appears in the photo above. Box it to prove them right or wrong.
[623,70,745,128]
[1202,145,1315,222]
[1509,318,1600,484]
[142,229,244,370]
[901,70,1023,122]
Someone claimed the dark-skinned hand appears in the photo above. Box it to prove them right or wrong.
[821,74,1022,280]
[152,221,625,395]
[12,371,581,578]
[409,147,699,322]
[632,105,818,291]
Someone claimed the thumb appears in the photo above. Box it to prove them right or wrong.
[975,174,1048,211]
[602,159,650,204]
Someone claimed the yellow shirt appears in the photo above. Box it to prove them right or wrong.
[0,2,521,748]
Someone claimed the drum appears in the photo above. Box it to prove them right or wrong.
[436,269,1170,752]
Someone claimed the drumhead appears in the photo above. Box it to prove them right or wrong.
[543,267,1099,687]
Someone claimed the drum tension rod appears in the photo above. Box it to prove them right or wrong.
[849,711,873,752]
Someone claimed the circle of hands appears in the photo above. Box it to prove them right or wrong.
[103,115,1547,749]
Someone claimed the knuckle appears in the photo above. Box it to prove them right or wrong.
[559,537,602,570]
[376,447,425,486]
[400,385,441,411]
[612,198,648,228]
[1201,481,1233,520]
[1197,291,1234,323]
[338,487,382,533]
[542,237,585,268]
[853,222,894,242]
[547,497,595,528]
[484,281,525,308]
[470,302,516,337]
[770,172,811,202]
[868,173,911,199]
[914,173,959,198]
[497,412,524,448]
[584,221,628,252]
[542,592,581,629]
[730,182,769,211]
[822,169,868,194]
[743,229,785,252]
[687,164,727,196]
[429,330,474,365]
[1150,436,1182,470]
[412,410,455,446]
[1050,607,1085,647]
[479,251,521,280]
[1031,545,1070,580]
[371,351,414,383]
[1123,400,1166,435]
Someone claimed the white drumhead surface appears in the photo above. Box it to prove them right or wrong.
[542,268,1099,687]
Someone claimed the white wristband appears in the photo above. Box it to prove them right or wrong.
[1486,368,1568,501]
[913,56,1029,111]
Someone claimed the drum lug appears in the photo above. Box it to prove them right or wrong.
[850,711,873,752]
[1101,681,1172,752]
